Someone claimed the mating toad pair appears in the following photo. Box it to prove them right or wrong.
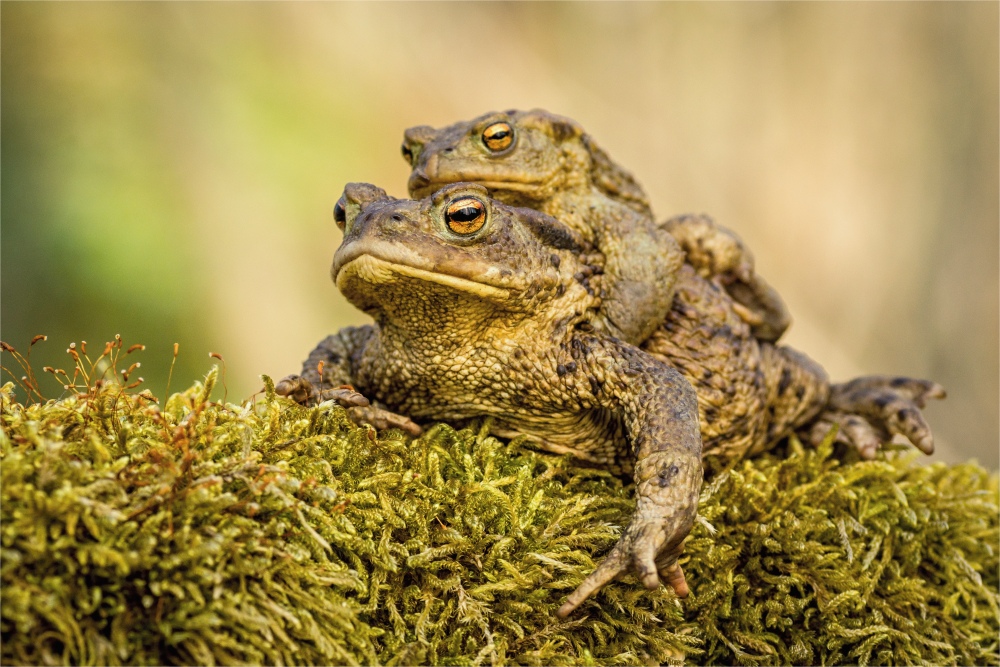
[276,110,944,617]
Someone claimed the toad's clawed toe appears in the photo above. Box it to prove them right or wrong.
[887,377,947,405]
[347,404,422,436]
[557,542,629,618]
[810,411,886,458]
[658,561,690,598]
[318,385,371,408]
[274,374,315,405]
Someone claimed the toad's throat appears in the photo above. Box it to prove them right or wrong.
[336,254,511,301]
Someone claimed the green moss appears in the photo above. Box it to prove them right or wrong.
[1,370,997,666]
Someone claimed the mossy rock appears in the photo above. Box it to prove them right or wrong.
[1,371,997,666]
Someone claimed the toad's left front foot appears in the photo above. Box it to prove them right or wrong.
[557,454,700,618]
[556,511,692,618]
[809,376,946,459]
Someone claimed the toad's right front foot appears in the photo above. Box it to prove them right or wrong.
[274,374,370,407]
[274,374,422,436]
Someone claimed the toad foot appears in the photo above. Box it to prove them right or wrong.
[275,374,422,436]
[810,376,945,458]
[556,511,690,618]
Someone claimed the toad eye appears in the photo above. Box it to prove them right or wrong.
[401,143,414,166]
[482,122,513,152]
[445,197,487,235]
[333,196,347,230]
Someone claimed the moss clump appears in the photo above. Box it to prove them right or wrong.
[1,370,997,666]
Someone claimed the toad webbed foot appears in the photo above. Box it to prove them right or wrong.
[274,374,422,436]
[663,213,754,285]
[662,214,790,342]
[808,376,946,459]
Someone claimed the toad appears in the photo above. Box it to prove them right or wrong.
[277,183,943,617]
[402,109,791,343]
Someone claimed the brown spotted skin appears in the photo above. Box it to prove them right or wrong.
[277,182,943,617]
[403,109,790,343]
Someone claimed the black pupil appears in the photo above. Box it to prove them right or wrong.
[401,144,412,159]
[334,200,346,222]
[450,204,482,222]
[488,128,509,142]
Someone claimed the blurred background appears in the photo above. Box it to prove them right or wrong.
[2,3,996,467]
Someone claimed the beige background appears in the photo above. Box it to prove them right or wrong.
[2,3,996,467]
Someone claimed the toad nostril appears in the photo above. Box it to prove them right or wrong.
[443,147,454,154]
[390,214,403,222]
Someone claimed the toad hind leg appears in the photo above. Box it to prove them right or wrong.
[725,274,792,343]
[809,376,946,458]
[662,214,754,285]
[663,213,791,342]
[557,338,702,617]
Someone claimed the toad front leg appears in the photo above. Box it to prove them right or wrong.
[593,218,685,345]
[557,338,703,617]
[275,325,421,435]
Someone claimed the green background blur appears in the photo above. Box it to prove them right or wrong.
[2,3,997,468]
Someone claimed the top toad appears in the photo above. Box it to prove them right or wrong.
[402,108,791,343]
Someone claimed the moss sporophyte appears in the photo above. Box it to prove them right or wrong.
[1,337,997,665]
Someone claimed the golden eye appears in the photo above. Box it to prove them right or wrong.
[401,143,414,166]
[333,196,347,230]
[445,197,487,235]
[482,122,513,152]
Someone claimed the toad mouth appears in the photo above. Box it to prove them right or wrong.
[410,177,550,199]
[335,253,511,301]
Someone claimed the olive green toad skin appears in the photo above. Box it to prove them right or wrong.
[402,109,791,343]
